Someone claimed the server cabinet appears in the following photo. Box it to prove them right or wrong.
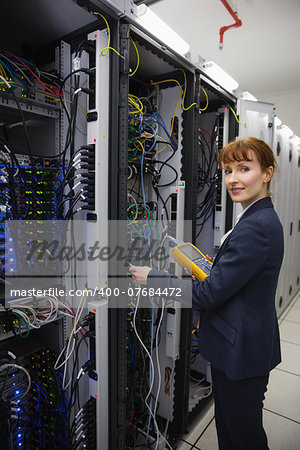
[2,2,298,450]
[187,74,236,429]
[273,125,300,313]
[233,98,275,222]
[0,2,121,448]
[117,21,199,448]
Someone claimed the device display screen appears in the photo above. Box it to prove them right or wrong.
[178,244,202,260]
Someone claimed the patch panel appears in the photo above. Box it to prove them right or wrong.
[0,347,69,449]
[0,71,61,111]
[0,154,63,284]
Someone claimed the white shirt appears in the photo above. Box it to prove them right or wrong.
[220,198,263,246]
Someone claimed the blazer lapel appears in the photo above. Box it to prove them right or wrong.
[212,197,274,267]
[213,233,232,267]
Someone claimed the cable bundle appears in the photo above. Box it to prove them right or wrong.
[0,49,61,99]
[196,123,219,236]
[55,144,95,219]
[125,290,174,450]
[72,397,96,450]
[8,296,75,338]
[127,88,180,264]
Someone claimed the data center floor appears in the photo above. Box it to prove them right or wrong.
[176,291,300,450]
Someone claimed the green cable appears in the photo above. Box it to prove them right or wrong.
[129,37,139,77]
[0,59,16,81]
[179,69,197,111]
[12,311,30,338]
[225,101,246,126]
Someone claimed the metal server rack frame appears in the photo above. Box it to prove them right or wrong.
[186,73,237,428]
[116,21,199,447]
[108,19,130,450]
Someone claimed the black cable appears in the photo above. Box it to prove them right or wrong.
[37,68,93,161]
[68,332,92,446]
[152,160,178,187]
[196,116,220,234]
[153,187,170,222]
[1,83,34,166]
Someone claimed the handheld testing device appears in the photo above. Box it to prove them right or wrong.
[172,243,212,281]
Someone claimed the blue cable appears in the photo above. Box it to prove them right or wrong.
[139,112,143,138]
[133,122,157,158]
[154,112,178,149]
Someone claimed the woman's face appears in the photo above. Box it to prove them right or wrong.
[223,150,273,209]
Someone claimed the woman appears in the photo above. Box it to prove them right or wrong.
[130,137,284,450]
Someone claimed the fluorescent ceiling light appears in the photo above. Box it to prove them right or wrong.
[203,61,238,92]
[278,124,293,137]
[240,91,257,101]
[274,116,282,128]
[291,135,300,145]
[135,4,190,56]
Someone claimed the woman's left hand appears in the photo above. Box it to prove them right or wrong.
[129,265,152,285]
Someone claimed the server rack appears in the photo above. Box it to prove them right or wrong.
[0,2,120,448]
[186,74,236,429]
[118,21,199,448]
[0,1,202,447]
[1,2,299,449]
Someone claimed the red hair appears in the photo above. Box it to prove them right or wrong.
[219,137,278,174]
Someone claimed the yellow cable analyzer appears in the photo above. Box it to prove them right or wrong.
[172,242,212,281]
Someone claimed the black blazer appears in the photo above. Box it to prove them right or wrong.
[148,197,284,380]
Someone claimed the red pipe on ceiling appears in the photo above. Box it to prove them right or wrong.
[219,0,242,49]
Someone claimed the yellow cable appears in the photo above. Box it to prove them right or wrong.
[192,319,200,334]
[34,91,87,117]
[151,78,182,90]
[180,69,197,111]
[93,12,122,58]
[101,46,122,57]
[0,64,6,78]
[199,86,209,112]
[74,103,88,117]
[93,12,110,56]
[225,101,246,125]
[129,37,139,77]
[129,139,145,161]
[136,139,145,154]
[128,94,143,114]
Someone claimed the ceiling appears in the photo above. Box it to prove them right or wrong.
[150,0,300,98]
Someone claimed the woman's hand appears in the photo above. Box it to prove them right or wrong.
[129,265,152,285]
